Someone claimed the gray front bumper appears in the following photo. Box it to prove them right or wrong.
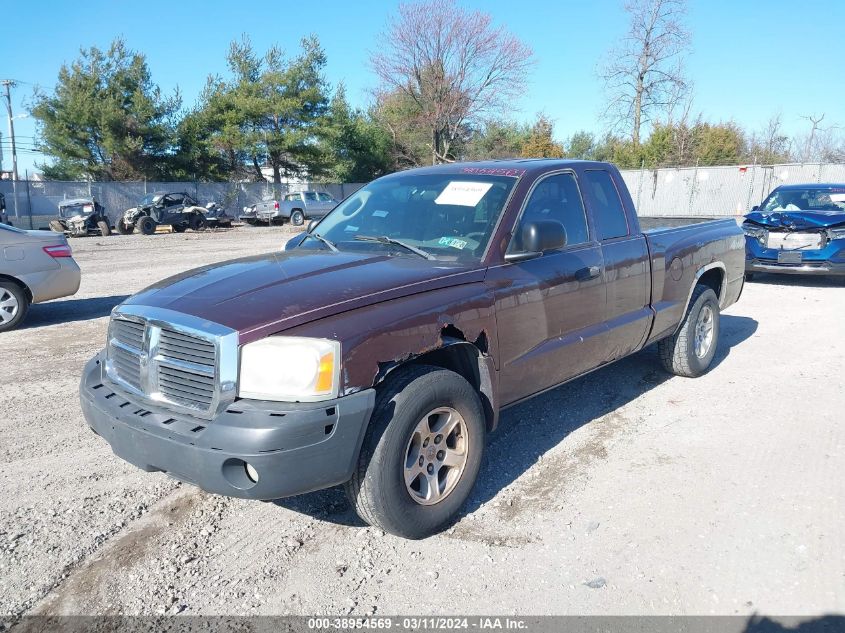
[746,259,845,276]
[80,355,375,500]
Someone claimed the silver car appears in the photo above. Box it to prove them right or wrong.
[0,223,81,331]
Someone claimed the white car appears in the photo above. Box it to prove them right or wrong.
[0,223,81,331]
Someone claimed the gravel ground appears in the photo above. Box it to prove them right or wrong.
[0,226,842,619]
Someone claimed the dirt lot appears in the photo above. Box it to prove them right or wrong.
[1,227,843,619]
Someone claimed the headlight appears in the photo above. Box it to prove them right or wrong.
[742,223,768,246]
[238,337,340,402]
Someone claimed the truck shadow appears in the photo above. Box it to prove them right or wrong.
[21,295,129,329]
[274,314,758,530]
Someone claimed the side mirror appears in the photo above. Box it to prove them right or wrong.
[505,220,567,262]
[751,205,760,212]
[306,219,318,233]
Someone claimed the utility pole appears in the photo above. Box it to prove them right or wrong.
[2,80,20,219]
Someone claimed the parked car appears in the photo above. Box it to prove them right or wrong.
[80,160,744,538]
[118,191,207,235]
[0,223,81,332]
[743,183,845,280]
[202,202,233,228]
[49,197,111,237]
[239,191,339,226]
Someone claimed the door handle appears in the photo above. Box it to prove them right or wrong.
[576,265,601,281]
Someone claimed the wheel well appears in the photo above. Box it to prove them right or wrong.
[698,267,724,301]
[381,341,496,432]
[0,274,32,302]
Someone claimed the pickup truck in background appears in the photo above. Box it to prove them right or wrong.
[80,160,745,538]
[239,191,339,226]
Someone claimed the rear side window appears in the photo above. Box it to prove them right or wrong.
[318,192,334,202]
[304,192,318,201]
[584,170,628,240]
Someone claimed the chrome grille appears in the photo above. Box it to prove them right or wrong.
[156,327,216,409]
[104,307,238,419]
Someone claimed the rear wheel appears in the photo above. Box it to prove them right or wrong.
[291,210,305,226]
[658,284,720,377]
[138,216,157,235]
[97,220,111,236]
[345,365,485,539]
[0,281,29,332]
[189,214,207,231]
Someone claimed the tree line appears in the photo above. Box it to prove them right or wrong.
[30,0,844,183]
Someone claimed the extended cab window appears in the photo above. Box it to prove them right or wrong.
[584,170,628,240]
[511,172,589,252]
[285,193,300,202]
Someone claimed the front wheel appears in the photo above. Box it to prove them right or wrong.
[138,216,157,235]
[116,219,133,234]
[97,220,111,236]
[0,281,30,332]
[345,365,486,539]
[658,284,721,377]
[290,210,305,226]
[49,220,65,233]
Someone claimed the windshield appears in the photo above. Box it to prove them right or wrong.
[313,173,518,261]
[140,193,163,206]
[761,188,845,213]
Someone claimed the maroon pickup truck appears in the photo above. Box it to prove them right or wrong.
[80,160,745,538]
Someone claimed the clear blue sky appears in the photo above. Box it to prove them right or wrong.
[1,0,843,175]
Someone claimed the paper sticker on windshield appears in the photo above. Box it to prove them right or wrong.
[435,181,493,207]
[372,209,388,217]
[438,237,468,250]
[344,225,359,232]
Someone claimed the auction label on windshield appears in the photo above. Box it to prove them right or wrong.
[435,181,493,206]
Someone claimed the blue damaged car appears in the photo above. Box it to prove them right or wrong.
[742,183,845,280]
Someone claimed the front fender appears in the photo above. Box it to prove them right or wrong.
[280,281,499,400]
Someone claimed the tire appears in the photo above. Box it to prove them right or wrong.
[138,216,157,235]
[291,210,305,226]
[658,284,721,378]
[116,219,133,235]
[49,220,65,233]
[345,365,486,539]
[97,220,111,236]
[0,281,30,333]
[744,272,754,282]
[189,214,207,232]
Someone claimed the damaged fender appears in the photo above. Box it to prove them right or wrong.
[285,281,501,430]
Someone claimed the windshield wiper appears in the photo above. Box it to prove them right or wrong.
[354,235,435,260]
[307,232,338,252]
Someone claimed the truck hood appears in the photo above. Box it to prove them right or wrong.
[744,210,845,230]
[124,250,483,343]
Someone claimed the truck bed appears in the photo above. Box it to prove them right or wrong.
[642,218,745,346]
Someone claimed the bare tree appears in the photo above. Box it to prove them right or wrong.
[599,0,690,145]
[747,114,792,164]
[371,0,533,164]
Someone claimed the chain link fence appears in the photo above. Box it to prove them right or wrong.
[3,163,845,229]
[620,162,845,218]
[0,180,366,229]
